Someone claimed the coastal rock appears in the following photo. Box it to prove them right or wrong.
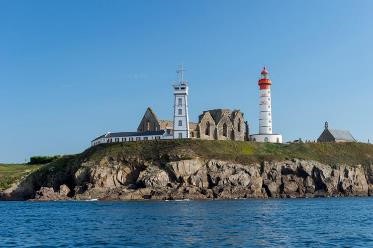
[2,155,372,201]
[87,159,144,189]
[169,159,204,182]
[137,166,170,188]
[34,186,70,201]
[59,184,71,196]
[53,160,373,200]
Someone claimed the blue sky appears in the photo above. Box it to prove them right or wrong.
[1,0,372,162]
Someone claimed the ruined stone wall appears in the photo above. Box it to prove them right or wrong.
[198,112,216,140]
[198,109,245,141]
[137,109,160,132]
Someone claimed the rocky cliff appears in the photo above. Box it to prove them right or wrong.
[1,141,373,201]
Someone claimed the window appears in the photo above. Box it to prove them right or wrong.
[178,133,183,139]
[144,137,148,141]
[178,98,182,106]
[276,138,280,143]
[264,137,269,142]
[124,138,127,141]
[178,120,183,126]
[223,123,228,137]
[238,119,241,132]
[136,137,140,141]
[178,109,182,115]
[146,121,151,131]
[205,122,210,136]
[167,129,171,135]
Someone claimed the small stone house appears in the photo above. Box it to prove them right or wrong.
[317,122,356,143]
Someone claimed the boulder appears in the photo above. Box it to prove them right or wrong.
[34,187,70,201]
[137,167,170,188]
[59,184,70,196]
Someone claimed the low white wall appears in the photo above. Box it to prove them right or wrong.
[250,134,283,143]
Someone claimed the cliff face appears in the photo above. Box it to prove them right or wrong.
[2,140,373,201]
[73,158,372,200]
[2,156,372,201]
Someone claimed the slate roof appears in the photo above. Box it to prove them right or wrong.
[92,130,165,142]
[328,129,356,142]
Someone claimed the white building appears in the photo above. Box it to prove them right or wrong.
[250,67,283,143]
[91,130,168,147]
[173,65,190,139]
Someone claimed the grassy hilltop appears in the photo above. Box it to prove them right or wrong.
[1,140,373,191]
[84,140,373,167]
[0,164,41,190]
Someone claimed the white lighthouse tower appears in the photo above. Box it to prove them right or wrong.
[173,65,190,139]
[250,67,283,143]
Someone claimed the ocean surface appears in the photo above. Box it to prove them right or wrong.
[0,198,372,247]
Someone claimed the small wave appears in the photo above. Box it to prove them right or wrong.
[86,199,98,201]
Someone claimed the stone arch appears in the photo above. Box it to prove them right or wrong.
[216,114,233,140]
[223,123,228,137]
[232,112,245,141]
[198,112,216,140]
[205,122,211,136]
[231,129,235,140]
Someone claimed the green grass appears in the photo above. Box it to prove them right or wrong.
[0,164,41,190]
[82,140,373,167]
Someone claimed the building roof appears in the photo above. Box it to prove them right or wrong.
[328,129,356,142]
[92,130,165,142]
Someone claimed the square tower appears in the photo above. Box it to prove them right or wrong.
[173,66,190,139]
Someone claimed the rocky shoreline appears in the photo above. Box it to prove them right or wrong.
[1,157,372,201]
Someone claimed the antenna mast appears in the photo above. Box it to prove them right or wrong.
[176,64,186,84]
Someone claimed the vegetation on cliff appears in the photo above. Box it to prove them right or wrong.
[2,140,373,194]
[83,140,373,167]
[0,164,41,190]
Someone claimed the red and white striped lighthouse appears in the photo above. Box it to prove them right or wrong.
[258,67,273,134]
[251,67,283,143]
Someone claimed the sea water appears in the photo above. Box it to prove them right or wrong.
[0,198,372,247]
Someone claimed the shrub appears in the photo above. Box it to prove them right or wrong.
[28,156,61,165]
